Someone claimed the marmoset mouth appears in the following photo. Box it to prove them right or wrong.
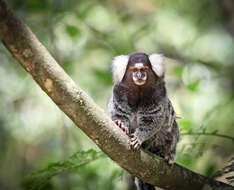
[134,79,146,86]
[133,73,147,86]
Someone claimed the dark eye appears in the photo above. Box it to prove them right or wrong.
[141,66,149,71]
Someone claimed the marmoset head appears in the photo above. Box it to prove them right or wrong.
[112,52,165,86]
[127,53,151,86]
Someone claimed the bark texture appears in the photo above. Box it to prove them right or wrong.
[0,1,233,189]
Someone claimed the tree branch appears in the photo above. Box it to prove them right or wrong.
[182,132,234,143]
[0,1,233,189]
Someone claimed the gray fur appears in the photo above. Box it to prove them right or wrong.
[108,52,180,190]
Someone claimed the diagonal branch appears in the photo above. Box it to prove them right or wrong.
[0,1,233,189]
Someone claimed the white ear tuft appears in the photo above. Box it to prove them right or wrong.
[149,54,165,77]
[112,55,129,83]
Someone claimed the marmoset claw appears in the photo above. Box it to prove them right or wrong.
[128,134,140,150]
[114,120,129,135]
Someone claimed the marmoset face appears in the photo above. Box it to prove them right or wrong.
[129,63,149,86]
[111,52,165,86]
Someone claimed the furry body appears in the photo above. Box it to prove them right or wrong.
[108,52,180,190]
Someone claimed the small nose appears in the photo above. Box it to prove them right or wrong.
[136,71,142,79]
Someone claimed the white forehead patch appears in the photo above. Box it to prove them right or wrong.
[149,54,165,77]
[112,55,129,83]
[134,63,144,69]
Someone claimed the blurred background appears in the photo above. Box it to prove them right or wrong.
[0,0,234,189]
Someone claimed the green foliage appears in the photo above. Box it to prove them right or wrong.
[172,65,184,79]
[178,119,194,132]
[1,0,234,189]
[65,25,81,38]
[93,68,113,86]
[186,79,200,92]
[22,149,105,190]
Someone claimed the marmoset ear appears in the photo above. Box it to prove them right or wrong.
[112,55,129,83]
[149,54,165,77]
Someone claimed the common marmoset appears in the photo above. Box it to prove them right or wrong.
[108,52,180,190]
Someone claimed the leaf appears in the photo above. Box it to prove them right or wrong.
[186,79,200,92]
[65,25,81,37]
[22,149,105,190]
[178,119,193,132]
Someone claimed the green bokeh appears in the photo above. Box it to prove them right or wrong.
[0,0,234,189]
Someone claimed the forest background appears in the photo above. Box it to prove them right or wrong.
[0,0,234,189]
